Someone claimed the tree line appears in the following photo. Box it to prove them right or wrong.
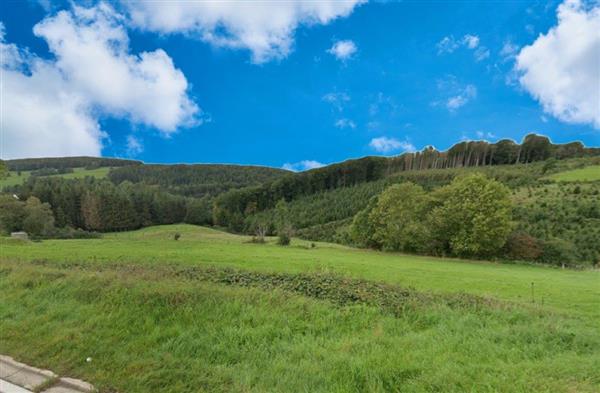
[0,176,212,235]
[5,156,142,171]
[107,164,289,198]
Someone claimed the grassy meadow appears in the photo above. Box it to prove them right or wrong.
[1,224,599,392]
[0,167,110,188]
[546,165,600,182]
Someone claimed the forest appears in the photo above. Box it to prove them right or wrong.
[1,134,599,267]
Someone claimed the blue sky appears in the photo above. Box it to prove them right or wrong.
[1,0,598,169]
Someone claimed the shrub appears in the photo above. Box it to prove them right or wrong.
[504,231,543,261]
[277,229,291,246]
[538,238,577,267]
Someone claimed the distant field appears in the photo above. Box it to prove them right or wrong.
[0,166,110,188]
[546,165,600,182]
[1,225,599,392]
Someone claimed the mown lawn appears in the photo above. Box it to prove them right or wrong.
[1,225,599,392]
[546,165,600,182]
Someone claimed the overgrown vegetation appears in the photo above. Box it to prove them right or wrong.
[1,226,599,392]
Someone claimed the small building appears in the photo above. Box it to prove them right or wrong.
[10,231,28,240]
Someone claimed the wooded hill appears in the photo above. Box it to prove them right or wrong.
[2,133,599,267]
[6,156,142,171]
[213,134,600,229]
[107,164,290,197]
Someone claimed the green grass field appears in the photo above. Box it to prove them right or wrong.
[0,167,110,188]
[1,225,599,392]
[546,165,600,182]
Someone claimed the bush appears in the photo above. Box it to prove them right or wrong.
[174,232,181,241]
[277,231,291,246]
[538,238,577,267]
[504,231,543,261]
[50,227,102,239]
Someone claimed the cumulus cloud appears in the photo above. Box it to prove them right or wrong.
[0,4,198,159]
[282,160,325,171]
[369,137,415,154]
[327,39,357,61]
[34,4,198,132]
[515,0,600,128]
[335,118,356,129]
[124,0,366,64]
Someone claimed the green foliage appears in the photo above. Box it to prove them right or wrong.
[0,160,7,180]
[5,156,141,171]
[350,175,513,259]
[275,199,293,246]
[503,231,543,261]
[546,165,600,182]
[0,195,55,237]
[512,182,600,266]
[430,174,513,257]
[0,194,26,234]
[538,238,577,267]
[184,196,213,225]
[108,164,288,198]
[214,136,599,230]
[369,183,431,252]
[22,197,55,237]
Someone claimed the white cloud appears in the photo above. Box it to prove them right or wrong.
[500,40,519,61]
[475,131,496,140]
[436,36,459,54]
[327,39,357,61]
[282,160,325,172]
[126,135,143,156]
[322,92,350,112]
[369,137,415,154]
[515,0,600,128]
[435,78,477,112]
[34,3,198,133]
[437,34,489,61]
[463,34,480,49]
[474,46,490,61]
[335,118,356,129]
[124,0,366,64]
[0,4,198,159]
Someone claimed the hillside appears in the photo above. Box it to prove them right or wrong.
[213,134,599,229]
[2,134,599,267]
[2,157,289,197]
[107,163,290,197]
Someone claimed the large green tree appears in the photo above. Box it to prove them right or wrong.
[0,195,26,234]
[368,183,431,252]
[22,196,55,236]
[429,174,513,257]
